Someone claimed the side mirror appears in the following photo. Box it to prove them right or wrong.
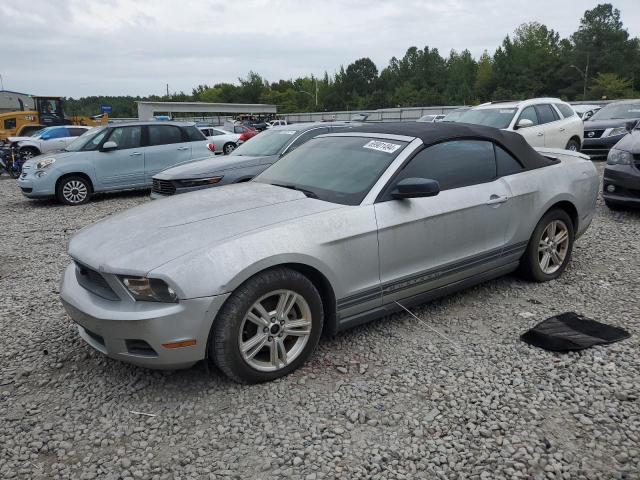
[625,120,638,132]
[391,178,440,199]
[515,118,534,129]
[101,141,118,151]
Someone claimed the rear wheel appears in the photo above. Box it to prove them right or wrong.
[520,209,574,282]
[56,176,92,206]
[210,268,323,383]
[223,142,236,155]
[565,138,580,152]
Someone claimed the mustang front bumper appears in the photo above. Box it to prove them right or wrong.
[60,263,230,369]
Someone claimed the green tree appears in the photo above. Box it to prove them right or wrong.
[589,73,633,99]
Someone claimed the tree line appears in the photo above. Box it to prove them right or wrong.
[65,3,640,118]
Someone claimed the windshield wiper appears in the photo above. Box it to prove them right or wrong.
[271,183,318,199]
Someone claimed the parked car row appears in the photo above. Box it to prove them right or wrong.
[59,121,599,383]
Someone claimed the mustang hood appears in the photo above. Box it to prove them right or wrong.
[155,155,278,180]
[68,182,341,275]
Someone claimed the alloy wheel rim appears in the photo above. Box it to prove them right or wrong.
[568,144,577,151]
[62,180,88,204]
[238,289,312,372]
[23,150,34,159]
[538,220,569,274]
[225,144,235,154]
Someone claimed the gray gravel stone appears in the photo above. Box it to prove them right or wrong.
[0,164,638,479]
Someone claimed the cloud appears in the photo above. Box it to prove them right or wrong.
[1,0,639,97]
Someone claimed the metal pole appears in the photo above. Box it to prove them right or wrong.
[0,74,4,90]
[583,52,589,101]
[315,78,318,107]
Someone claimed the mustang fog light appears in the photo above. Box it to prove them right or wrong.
[120,276,178,303]
[607,184,616,193]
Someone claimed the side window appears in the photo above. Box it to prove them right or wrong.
[47,128,69,139]
[495,145,524,176]
[148,125,183,146]
[535,104,559,125]
[554,103,575,119]
[82,129,109,151]
[4,118,17,129]
[286,128,329,153]
[391,140,496,193]
[184,126,206,142]
[518,106,539,126]
[106,126,142,150]
[68,128,88,137]
[211,129,226,136]
[234,126,245,134]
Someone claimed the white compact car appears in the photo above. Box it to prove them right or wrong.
[457,98,583,151]
[198,126,241,155]
[8,125,92,159]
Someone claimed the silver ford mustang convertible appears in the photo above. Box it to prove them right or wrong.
[60,123,598,383]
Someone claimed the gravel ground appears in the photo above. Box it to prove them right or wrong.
[0,163,639,480]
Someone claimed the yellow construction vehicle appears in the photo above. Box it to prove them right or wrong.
[0,96,108,142]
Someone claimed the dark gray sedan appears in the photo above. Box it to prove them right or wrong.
[151,122,354,198]
[603,126,640,209]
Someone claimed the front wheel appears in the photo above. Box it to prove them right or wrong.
[210,268,323,383]
[520,209,575,282]
[56,176,92,206]
[565,138,580,152]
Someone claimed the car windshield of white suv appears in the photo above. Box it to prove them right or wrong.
[231,129,297,156]
[255,136,407,205]
[30,129,46,138]
[457,107,517,129]
[64,127,108,152]
[590,103,640,121]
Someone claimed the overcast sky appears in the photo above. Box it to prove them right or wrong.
[1,0,639,98]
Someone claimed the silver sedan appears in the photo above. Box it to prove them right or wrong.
[60,122,598,383]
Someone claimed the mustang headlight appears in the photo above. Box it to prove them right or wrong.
[607,127,629,137]
[120,276,178,303]
[36,158,56,170]
[607,148,633,165]
[177,176,223,188]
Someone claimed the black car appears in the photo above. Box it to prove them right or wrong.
[603,127,640,209]
[582,100,640,158]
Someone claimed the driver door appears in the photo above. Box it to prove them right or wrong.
[514,106,545,147]
[93,126,145,189]
[374,140,514,305]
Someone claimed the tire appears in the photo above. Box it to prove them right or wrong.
[20,147,39,160]
[223,142,236,155]
[210,268,324,384]
[520,209,575,282]
[565,138,580,152]
[56,175,92,206]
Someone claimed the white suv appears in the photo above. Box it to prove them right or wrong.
[457,98,583,150]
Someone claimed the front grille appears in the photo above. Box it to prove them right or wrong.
[584,129,605,139]
[75,262,120,301]
[152,178,176,196]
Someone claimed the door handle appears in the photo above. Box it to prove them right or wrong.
[536,132,543,136]
[177,146,189,151]
[486,195,508,205]
[559,127,565,132]
[129,152,142,156]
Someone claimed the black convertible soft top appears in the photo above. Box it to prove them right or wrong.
[347,121,556,170]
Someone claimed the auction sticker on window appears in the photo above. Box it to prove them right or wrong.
[363,140,402,153]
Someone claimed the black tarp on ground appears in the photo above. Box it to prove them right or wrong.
[521,312,631,352]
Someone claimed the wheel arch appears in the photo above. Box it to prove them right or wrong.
[55,172,94,193]
[542,199,579,232]
[215,257,339,337]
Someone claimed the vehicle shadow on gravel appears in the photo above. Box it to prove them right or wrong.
[13,189,152,209]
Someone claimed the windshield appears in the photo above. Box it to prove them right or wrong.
[590,103,640,121]
[30,128,46,138]
[457,107,517,128]
[417,115,436,122]
[255,136,407,205]
[64,126,108,152]
[231,129,297,156]
[442,109,468,122]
